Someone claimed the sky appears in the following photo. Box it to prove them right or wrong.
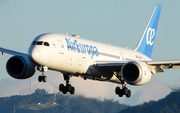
[0,0,180,106]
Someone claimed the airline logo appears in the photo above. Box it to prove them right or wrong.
[146,28,155,46]
[65,38,99,59]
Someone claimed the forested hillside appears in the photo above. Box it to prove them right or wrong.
[2,88,180,113]
[0,89,128,113]
[120,90,180,113]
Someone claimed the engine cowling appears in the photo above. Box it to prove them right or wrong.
[6,55,36,79]
[121,61,152,85]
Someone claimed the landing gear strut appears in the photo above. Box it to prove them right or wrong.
[59,73,75,95]
[37,66,47,82]
[114,72,131,98]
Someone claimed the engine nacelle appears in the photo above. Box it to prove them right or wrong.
[6,55,36,79]
[121,61,152,85]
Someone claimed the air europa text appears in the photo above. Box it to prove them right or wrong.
[65,38,99,59]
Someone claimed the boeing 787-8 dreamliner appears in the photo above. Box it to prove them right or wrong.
[1,4,179,98]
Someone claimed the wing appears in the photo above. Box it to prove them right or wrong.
[0,47,26,56]
[94,60,180,75]
[146,60,180,74]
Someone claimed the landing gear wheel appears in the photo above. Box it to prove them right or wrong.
[42,76,47,82]
[118,90,123,97]
[115,87,120,94]
[70,87,75,94]
[67,84,72,92]
[115,86,131,98]
[122,87,128,95]
[126,90,131,98]
[115,87,123,97]
[38,76,43,82]
[59,84,75,95]
[59,84,64,91]
[38,76,47,82]
[62,88,68,94]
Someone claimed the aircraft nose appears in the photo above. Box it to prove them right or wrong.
[28,47,41,63]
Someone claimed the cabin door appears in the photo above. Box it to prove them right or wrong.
[57,40,64,54]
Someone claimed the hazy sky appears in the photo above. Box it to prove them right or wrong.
[0,0,180,106]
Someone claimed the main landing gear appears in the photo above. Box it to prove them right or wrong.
[59,73,75,95]
[115,85,131,98]
[114,72,131,98]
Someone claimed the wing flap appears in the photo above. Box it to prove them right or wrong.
[173,65,180,70]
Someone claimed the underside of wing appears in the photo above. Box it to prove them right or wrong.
[94,60,180,76]
[94,60,128,73]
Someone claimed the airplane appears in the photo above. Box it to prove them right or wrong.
[0,4,180,98]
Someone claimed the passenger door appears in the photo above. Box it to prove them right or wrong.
[57,40,64,54]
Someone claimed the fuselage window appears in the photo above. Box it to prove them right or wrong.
[44,42,50,46]
[36,41,43,45]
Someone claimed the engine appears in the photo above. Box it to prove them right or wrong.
[121,61,152,85]
[6,55,36,79]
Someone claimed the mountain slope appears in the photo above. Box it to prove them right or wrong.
[0,89,128,113]
[120,90,180,113]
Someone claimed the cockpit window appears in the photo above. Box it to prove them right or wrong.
[44,42,50,46]
[36,41,43,45]
[32,41,50,47]
[32,41,37,45]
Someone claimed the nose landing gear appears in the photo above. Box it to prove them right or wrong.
[37,66,48,82]
[38,75,47,82]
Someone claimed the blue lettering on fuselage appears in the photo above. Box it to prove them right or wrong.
[65,38,99,59]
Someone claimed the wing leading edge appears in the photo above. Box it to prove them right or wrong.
[0,47,26,56]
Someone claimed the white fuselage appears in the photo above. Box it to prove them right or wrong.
[28,33,152,83]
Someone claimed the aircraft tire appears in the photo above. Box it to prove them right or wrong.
[118,90,123,97]
[115,87,120,94]
[42,76,47,82]
[126,90,131,98]
[62,88,68,94]
[67,84,72,92]
[123,87,128,95]
[59,84,64,91]
[70,87,75,94]
[38,76,43,82]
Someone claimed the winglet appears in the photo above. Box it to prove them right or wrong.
[134,4,162,58]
